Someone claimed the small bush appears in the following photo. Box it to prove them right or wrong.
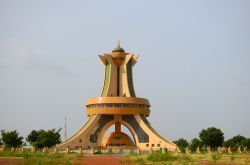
[147,151,177,162]
[134,158,145,165]
[94,149,102,154]
[176,154,191,165]
[210,152,221,165]
[230,154,235,162]
[179,154,191,161]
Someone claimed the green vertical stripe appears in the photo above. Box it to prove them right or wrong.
[126,60,136,97]
[101,61,111,96]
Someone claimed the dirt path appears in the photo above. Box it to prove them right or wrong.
[0,157,24,165]
[82,155,134,165]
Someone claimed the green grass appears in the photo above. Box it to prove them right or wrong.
[1,150,250,165]
[147,151,178,162]
[0,150,83,165]
[210,152,221,165]
[127,152,250,165]
[134,157,145,164]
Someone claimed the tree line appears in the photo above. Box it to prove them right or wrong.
[0,128,61,148]
[1,127,249,150]
[174,127,250,152]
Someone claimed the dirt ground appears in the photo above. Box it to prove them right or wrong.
[0,156,131,165]
[0,157,24,165]
[81,155,134,165]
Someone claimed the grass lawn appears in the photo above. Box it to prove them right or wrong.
[123,152,250,165]
[1,150,250,165]
[0,150,84,165]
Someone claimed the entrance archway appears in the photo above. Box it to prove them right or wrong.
[102,123,135,147]
[97,119,139,148]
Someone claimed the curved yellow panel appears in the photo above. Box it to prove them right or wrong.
[86,97,150,106]
[86,107,150,116]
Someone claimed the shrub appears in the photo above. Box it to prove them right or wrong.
[190,138,202,152]
[134,158,145,165]
[173,138,189,153]
[1,130,23,148]
[199,127,224,148]
[147,152,177,162]
[26,129,61,148]
[210,152,221,165]
[224,135,246,147]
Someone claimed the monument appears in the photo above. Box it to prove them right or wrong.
[56,42,177,152]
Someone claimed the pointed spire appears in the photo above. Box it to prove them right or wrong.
[117,40,120,48]
[112,40,125,52]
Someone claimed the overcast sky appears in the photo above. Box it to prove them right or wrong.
[0,0,249,143]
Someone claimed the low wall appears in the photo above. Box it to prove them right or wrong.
[0,146,248,155]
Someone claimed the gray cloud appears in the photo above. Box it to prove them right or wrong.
[0,38,73,75]
[0,0,249,141]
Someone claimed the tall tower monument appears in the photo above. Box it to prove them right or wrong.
[56,43,177,151]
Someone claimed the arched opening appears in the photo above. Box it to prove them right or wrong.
[100,122,135,147]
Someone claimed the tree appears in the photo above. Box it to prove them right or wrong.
[190,138,202,152]
[26,129,61,148]
[26,130,45,146]
[242,138,250,148]
[1,130,23,148]
[174,138,189,152]
[199,127,224,148]
[224,135,246,147]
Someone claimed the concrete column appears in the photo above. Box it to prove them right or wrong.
[0,147,4,152]
[53,147,57,153]
[162,147,166,154]
[91,148,94,154]
[79,147,82,154]
[42,147,47,154]
[137,148,140,155]
[207,146,211,154]
[66,147,70,154]
[196,147,200,154]
[238,146,242,153]
[115,122,121,133]
[20,147,24,153]
[218,147,222,154]
[243,147,248,153]
[174,147,178,154]
[31,146,36,153]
